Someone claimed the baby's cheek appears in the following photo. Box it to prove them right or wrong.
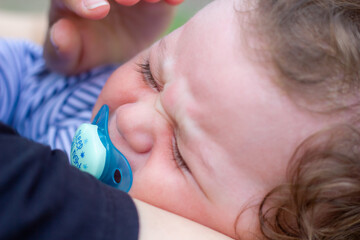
[98,64,146,111]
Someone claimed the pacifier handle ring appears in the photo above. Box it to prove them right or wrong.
[94,105,133,192]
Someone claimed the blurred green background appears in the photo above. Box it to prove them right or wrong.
[0,0,212,30]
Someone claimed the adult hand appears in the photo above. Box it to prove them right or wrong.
[44,0,183,74]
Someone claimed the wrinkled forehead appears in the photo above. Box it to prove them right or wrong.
[172,3,266,125]
[173,0,241,106]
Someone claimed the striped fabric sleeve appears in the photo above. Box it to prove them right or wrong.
[0,38,42,125]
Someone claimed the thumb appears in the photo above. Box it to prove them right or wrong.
[43,18,82,74]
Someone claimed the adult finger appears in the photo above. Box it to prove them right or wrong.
[44,18,82,74]
[143,0,161,3]
[58,0,111,20]
[113,0,141,6]
[164,0,184,5]
[114,0,182,6]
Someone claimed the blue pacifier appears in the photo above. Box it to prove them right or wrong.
[70,105,133,192]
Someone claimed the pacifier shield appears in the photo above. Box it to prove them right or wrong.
[70,123,106,179]
[70,104,133,192]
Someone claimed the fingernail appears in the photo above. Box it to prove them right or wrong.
[83,0,109,10]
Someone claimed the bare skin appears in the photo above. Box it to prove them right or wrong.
[44,0,183,74]
[44,0,337,238]
[94,0,336,238]
[134,199,233,240]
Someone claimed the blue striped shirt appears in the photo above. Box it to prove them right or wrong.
[0,38,117,157]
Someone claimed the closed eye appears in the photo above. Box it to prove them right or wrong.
[136,58,187,171]
[172,137,190,173]
[136,58,163,92]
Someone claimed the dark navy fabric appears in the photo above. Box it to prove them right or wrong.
[0,122,139,240]
[0,38,117,156]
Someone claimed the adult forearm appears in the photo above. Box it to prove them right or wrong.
[134,199,234,240]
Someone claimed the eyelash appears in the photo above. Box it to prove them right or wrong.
[137,59,189,172]
[137,59,162,92]
[172,137,190,172]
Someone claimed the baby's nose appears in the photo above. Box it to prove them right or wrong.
[114,102,154,154]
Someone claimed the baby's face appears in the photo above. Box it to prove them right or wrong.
[94,0,330,237]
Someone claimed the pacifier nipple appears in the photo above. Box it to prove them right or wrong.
[70,105,133,192]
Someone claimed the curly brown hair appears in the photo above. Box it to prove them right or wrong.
[253,0,360,239]
[259,126,360,239]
